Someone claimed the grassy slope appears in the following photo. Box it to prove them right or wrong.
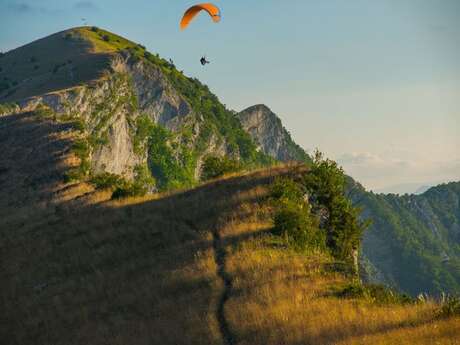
[1,114,458,344]
[0,26,153,102]
[0,28,107,102]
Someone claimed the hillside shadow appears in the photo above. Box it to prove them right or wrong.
[0,112,77,227]
[1,159,294,345]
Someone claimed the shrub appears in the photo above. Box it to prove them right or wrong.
[147,124,195,189]
[0,102,18,114]
[270,177,324,251]
[111,165,155,199]
[71,139,90,158]
[91,26,99,32]
[64,33,73,40]
[270,177,305,202]
[90,173,125,190]
[134,164,156,191]
[102,34,110,42]
[64,139,90,182]
[303,150,370,262]
[336,282,413,305]
[112,181,147,199]
[133,114,155,154]
[437,295,460,318]
[35,104,54,119]
[273,200,324,251]
[71,119,86,132]
[201,155,242,180]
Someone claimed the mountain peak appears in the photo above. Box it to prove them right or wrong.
[238,104,311,163]
[243,103,273,112]
[0,27,147,102]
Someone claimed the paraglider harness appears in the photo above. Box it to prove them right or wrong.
[200,56,210,66]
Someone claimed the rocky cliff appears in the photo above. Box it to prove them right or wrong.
[0,27,267,191]
[238,104,311,163]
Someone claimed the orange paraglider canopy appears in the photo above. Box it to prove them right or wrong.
[180,3,221,30]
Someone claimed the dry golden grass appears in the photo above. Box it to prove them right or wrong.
[1,114,458,345]
[0,27,113,102]
[223,221,460,345]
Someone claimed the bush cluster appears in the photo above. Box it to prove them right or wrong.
[336,282,413,305]
[64,139,90,182]
[269,151,370,266]
[35,104,55,119]
[147,124,196,190]
[201,155,242,180]
[270,177,324,251]
[91,173,125,190]
[91,165,156,199]
[437,295,460,318]
[303,151,370,262]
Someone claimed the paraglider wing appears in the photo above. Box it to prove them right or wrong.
[180,3,221,30]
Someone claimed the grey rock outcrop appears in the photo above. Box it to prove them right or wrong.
[7,53,228,180]
[237,104,311,163]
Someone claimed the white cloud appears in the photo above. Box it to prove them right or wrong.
[336,151,460,193]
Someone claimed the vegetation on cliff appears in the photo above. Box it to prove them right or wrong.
[353,183,460,296]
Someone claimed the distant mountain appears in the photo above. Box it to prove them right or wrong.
[239,104,460,295]
[415,185,433,195]
[374,182,435,195]
[350,182,460,295]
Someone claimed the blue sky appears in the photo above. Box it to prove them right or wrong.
[1,0,459,192]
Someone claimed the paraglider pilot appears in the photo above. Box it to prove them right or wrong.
[200,56,210,66]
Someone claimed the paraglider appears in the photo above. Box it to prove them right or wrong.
[180,3,221,66]
[200,56,210,66]
[180,3,221,30]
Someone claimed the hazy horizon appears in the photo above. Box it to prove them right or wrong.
[1,0,459,191]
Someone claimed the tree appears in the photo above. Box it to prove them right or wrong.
[201,155,241,181]
[303,150,370,264]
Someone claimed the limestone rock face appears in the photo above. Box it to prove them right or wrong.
[90,111,139,176]
[7,54,227,179]
[237,104,311,163]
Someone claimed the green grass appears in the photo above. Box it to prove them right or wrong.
[335,282,414,305]
[75,26,146,54]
